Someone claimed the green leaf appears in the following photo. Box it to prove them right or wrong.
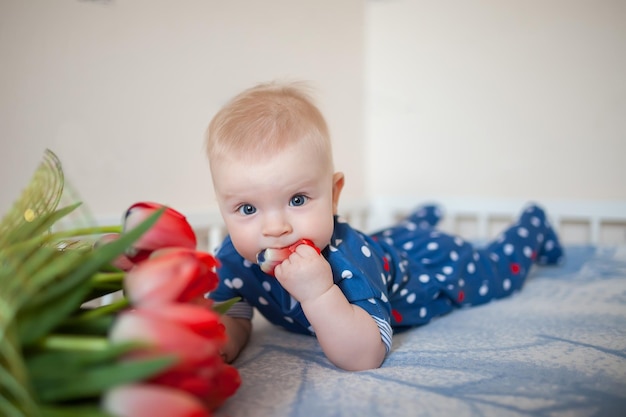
[18,276,93,346]
[40,404,114,417]
[33,356,176,402]
[26,341,147,378]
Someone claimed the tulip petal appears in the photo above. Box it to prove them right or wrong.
[124,202,197,254]
[125,251,214,306]
[140,303,226,342]
[109,308,221,368]
[103,384,210,417]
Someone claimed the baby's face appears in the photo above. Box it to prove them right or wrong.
[211,141,343,264]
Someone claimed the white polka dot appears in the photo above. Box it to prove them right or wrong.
[454,237,464,246]
[406,293,416,304]
[406,221,417,231]
[243,260,253,268]
[262,281,271,292]
[490,253,500,262]
[367,298,376,304]
[419,307,427,318]
[518,227,529,238]
[545,240,555,250]
[224,279,233,288]
[381,273,387,284]
[385,237,394,245]
[450,251,459,261]
[523,246,533,258]
[231,278,244,289]
[392,283,399,293]
[473,252,480,261]
[361,245,372,257]
[341,270,353,279]
[381,293,388,303]
[531,216,541,227]
[330,245,338,252]
[335,239,343,246]
[458,278,465,287]
[400,289,409,296]
[427,242,439,251]
[467,262,476,274]
[503,279,512,291]
[504,244,514,255]
[537,233,544,243]
[418,274,430,283]
[479,283,489,296]
[308,326,315,334]
[421,258,431,264]
[447,284,454,291]
[419,221,430,229]
[403,241,414,250]
[442,266,453,275]
[284,316,294,323]
[258,296,268,305]
[435,274,446,282]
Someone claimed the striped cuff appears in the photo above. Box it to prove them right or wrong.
[372,315,393,353]
[222,301,254,320]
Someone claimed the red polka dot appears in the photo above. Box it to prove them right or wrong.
[391,309,403,323]
[510,263,521,274]
[457,290,465,303]
[383,256,390,272]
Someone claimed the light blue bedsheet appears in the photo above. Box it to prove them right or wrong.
[217,245,626,417]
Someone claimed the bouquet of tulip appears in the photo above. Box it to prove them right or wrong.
[0,150,240,417]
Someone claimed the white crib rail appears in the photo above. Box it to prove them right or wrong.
[186,198,626,252]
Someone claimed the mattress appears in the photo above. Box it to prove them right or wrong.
[215,244,626,417]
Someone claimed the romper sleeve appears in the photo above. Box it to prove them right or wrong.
[328,220,394,352]
[207,236,254,320]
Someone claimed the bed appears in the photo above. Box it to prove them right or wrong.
[188,197,626,417]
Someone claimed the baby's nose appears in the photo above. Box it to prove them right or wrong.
[262,213,292,237]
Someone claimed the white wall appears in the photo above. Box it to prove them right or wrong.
[0,0,365,219]
[2,0,625,226]
[366,0,626,201]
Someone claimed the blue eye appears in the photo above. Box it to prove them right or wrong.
[238,204,256,215]
[290,195,308,207]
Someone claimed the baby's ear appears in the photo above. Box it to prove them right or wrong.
[331,172,345,214]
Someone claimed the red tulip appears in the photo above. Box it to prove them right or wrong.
[103,384,211,417]
[124,249,218,306]
[123,202,197,263]
[109,306,222,369]
[109,306,240,410]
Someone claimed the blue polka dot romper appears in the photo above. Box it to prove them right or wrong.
[208,204,564,353]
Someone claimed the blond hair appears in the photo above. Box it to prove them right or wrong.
[206,81,333,168]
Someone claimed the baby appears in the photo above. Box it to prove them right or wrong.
[204,81,563,371]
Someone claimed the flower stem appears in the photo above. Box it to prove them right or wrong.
[41,334,109,351]
[79,297,130,321]
[51,225,122,238]
[91,271,125,284]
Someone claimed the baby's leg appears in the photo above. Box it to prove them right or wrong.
[480,204,563,298]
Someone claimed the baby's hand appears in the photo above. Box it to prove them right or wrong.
[256,239,320,275]
[273,244,333,304]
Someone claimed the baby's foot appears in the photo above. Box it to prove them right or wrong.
[407,204,443,229]
[523,204,564,265]
[256,239,320,275]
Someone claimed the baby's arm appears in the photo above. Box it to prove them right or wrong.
[219,315,252,363]
[302,285,387,371]
[274,245,386,371]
